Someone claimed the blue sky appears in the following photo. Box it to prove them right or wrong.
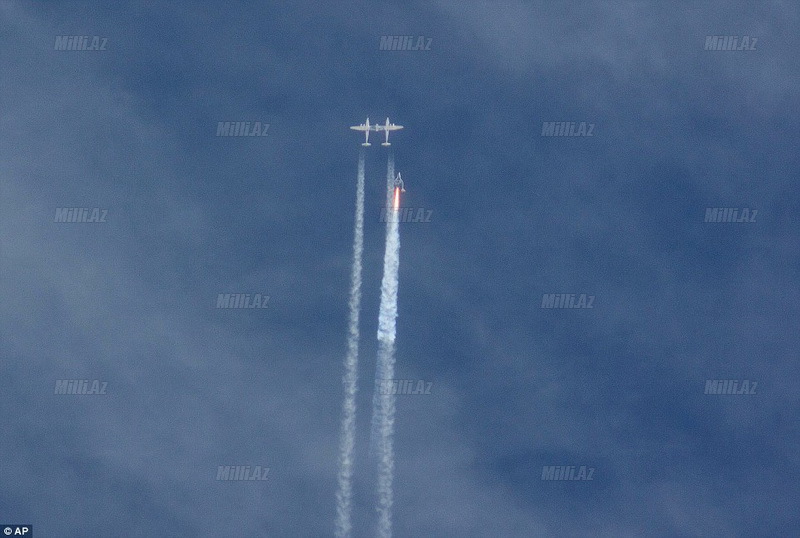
[1,1,798,536]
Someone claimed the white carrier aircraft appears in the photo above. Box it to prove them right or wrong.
[350,117,377,146]
[375,117,403,146]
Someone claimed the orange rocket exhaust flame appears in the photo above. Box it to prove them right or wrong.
[393,187,400,210]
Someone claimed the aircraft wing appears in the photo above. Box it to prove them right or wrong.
[383,124,403,131]
[350,125,370,131]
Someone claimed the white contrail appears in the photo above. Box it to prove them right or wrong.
[334,147,366,538]
[373,152,401,538]
[369,153,396,457]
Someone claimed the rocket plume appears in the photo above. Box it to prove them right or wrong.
[334,147,366,538]
[372,151,401,538]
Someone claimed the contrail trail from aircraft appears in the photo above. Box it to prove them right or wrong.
[373,151,401,538]
[334,147,366,538]
[370,153,396,458]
